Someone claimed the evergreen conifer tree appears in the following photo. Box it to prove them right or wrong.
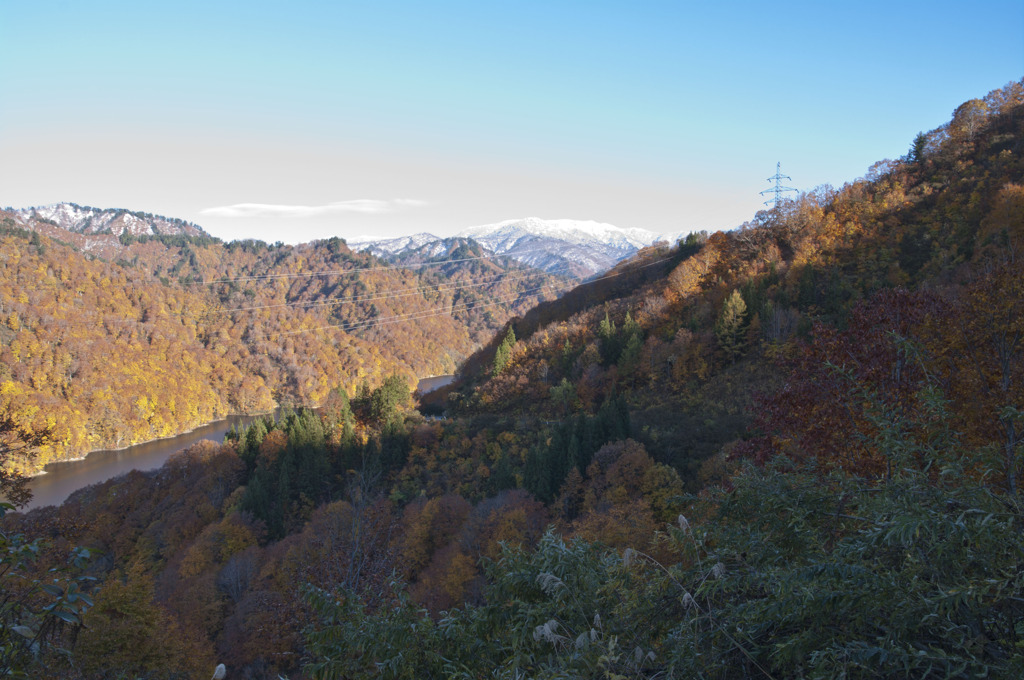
[715,289,748,363]
[493,327,516,376]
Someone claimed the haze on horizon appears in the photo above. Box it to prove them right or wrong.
[1,1,1021,245]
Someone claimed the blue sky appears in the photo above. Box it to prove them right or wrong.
[2,1,1021,242]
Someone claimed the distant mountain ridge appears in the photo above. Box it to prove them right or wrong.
[0,202,567,474]
[351,217,688,277]
[8,205,689,277]
[351,232,456,260]
[11,203,207,238]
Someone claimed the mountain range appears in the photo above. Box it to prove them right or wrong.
[351,217,689,277]
[0,205,568,474]
[12,203,205,238]
[5,79,1024,680]
[10,205,687,278]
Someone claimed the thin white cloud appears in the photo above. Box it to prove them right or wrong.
[200,199,427,219]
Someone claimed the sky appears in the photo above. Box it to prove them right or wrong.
[1,1,1021,244]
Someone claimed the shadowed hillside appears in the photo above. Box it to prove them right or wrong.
[3,80,1024,680]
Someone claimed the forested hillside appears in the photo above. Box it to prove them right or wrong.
[0,220,565,476]
[2,79,1023,679]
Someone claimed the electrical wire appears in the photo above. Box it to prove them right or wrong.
[272,252,677,340]
[9,250,676,339]
[200,244,573,285]
[278,282,570,337]
[219,261,580,314]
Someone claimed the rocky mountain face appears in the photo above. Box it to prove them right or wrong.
[7,205,685,279]
[11,203,207,238]
[348,232,455,260]
[350,217,687,278]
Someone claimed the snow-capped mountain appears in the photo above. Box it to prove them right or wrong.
[456,217,661,276]
[12,203,207,238]
[349,232,444,258]
[351,218,681,277]
[458,217,658,253]
[348,235,496,269]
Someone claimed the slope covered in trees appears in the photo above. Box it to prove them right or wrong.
[445,78,1024,487]
[2,79,1024,679]
[0,219,565,475]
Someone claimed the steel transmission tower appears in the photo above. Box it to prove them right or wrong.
[760,162,797,210]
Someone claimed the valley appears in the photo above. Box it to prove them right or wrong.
[0,212,568,477]
[25,375,456,511]
[23,412,269,511]
[2,79,1024,679]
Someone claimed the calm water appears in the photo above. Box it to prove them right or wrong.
[417,374,455,394]
[24,413,270,511]
[24,375,457,511]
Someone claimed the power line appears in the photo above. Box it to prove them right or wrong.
[279,284,568,338]
[8,266,575,333]
[9,250,676,341]
[273,252,678,341]
[4,250,681,396]
[219,261,579,315]
[199,244,569,286]
[9,258,577,328]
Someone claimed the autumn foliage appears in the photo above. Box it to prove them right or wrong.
[0,224,563,476]
[3,79,1024,679]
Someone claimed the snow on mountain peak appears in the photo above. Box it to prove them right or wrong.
[457,217,661,251]
[348,232,442,255]
[348,217,677,278]
[15,203,206,238]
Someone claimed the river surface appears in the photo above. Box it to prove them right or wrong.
[416,374,455,394]
[24,413,271,511]
[24,375,458,511]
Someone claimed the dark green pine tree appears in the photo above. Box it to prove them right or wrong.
[578,414,598,472]
[240,418,269,475]
[598,312,620,365]
[273,450,295,536]
[487,453,516,495]
[621,311,640,339]
[370,374,411,426]
[523,444,552,502]
[618,332,643,376]
[715,289,748,363]
[379,420,411,475]
[493,327,517,376]
[288,408,325,450]
[566,433,581,477]
[241,469,271,525]
[326,387,357,444]
[353,379,373,419]
[559,340,577,375]
[549,378,576,416]
[908,131,928,164]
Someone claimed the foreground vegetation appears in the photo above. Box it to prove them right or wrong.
[1,80,1023,678]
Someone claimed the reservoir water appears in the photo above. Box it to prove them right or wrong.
[416,374,456,394]
[24,413,270,511]
[23,375,458,511]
